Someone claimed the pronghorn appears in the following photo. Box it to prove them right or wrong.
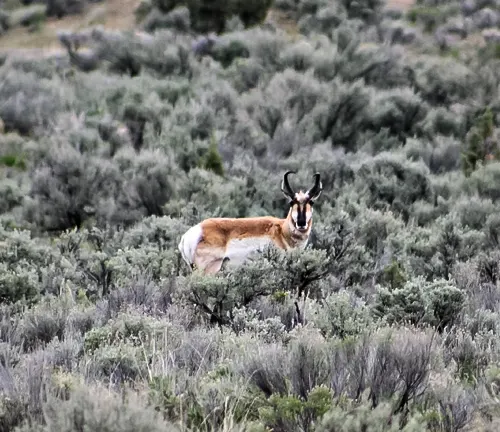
[178,171,323,274]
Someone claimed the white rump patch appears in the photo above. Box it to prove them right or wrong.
[178,224,203,267]
[224,237,272,267]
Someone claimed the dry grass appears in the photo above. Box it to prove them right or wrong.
[385,0,417,12]
[0,0,142,56]
[265,8,300,38]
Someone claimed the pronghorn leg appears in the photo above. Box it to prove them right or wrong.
[193,245,226,275]
[221,257,231,272]
[204,259,224,275]
[294,301,303,326]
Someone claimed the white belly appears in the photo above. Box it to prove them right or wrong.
[225,237,273,266]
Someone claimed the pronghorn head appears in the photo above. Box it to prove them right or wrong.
[281,171,323,233]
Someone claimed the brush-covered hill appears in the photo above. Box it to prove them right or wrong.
[1,0,500,431]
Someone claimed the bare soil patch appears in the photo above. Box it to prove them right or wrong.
[385,0,417,12]
[0,0,142,56]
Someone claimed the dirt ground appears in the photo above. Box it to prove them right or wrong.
[0,0,142,56]
[385,0,417,11]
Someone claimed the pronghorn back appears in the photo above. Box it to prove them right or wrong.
[178,171,323,274]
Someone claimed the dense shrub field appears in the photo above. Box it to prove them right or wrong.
[1,0,500,430]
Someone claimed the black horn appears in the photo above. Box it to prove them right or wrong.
[281,170,296,199]
[306,173,323,201]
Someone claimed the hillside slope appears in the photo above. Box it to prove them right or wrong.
[0,0,141,55]
[0,0,418,56]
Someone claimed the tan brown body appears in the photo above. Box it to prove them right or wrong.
[178,172,322,274]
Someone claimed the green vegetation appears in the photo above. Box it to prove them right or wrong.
[146,0,273,33]
[1,0,500,430]
[7,4,46,30]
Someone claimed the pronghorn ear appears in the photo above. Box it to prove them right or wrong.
[309,190,322,203]
[307,173,323,202]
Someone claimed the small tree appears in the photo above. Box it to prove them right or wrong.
[177,247,330,327]
[200,134,225,177]
[461,107,497,177]
[148,0,273,33]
